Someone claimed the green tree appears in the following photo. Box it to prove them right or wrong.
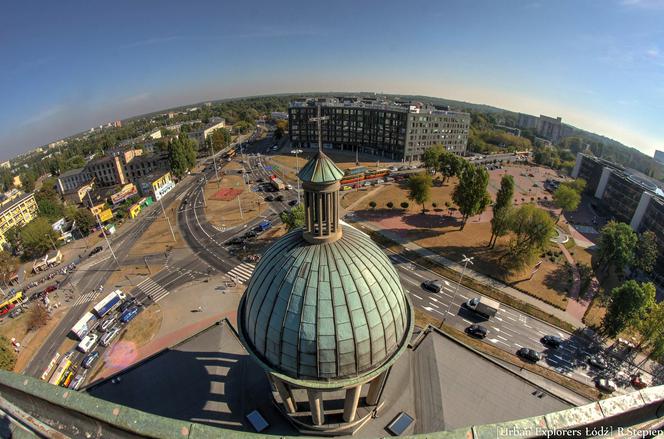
[35,185,65,222]
[507,204,555,264]
[0,252,19,286]
[386,202,394,209]
[0,170,13,192]
[279,204,305,232]
[369,201,377,209]
[452,164,491,229]
[168,135,197,178]
[209,128,231,152]
[400,201,409,209]
[73,208,97,235]
[489,174,515,247]
[0,336,16,371]
[274,120,288,141]
[20,217,59,259]
[20,172,36,192]
[603,281,655,337]
[563,178,586,194]
[633,230,658,274]
[597,221,637,275]
[638,303,664,357]
[407,173,433,214]
[438,151,463,182]
[422,145,445,172]
[552,185,581,222]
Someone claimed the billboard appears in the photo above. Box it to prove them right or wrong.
[111,184,138,205]
[98,208,113,222]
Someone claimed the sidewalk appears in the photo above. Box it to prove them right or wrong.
[359,220,584,329]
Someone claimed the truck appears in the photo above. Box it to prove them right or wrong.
[70,312,99,340]
[465,296,500,318]
[92,290,126,318]
[270,176,285,191]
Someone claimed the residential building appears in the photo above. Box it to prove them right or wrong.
[655,150,664,165]
[517,113,538,130]
[62,181,94,205]
[0,161,10,169]
[56,148,168,194]
[147,129,162,140]
[270,111,288,120]
[187,118,226,147]
[288,97,469,161]
[0,191,38,248]
[136,171,175,201]
[516,113,574,143]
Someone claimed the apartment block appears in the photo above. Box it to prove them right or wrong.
[0,191,38,248]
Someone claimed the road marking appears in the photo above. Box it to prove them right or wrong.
[496,335,507,341]
[72,290,101,307]
[462,318,471,324]
[428,302,439,309]
[228,263,255,284]
[515,343,522,348]
[137,277,170,303]
[412,293,423,300]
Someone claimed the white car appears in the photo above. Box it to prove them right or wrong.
[286,184,293,190]
[101,326,121,347]
[595,378,617,393]
[77,333,99,353]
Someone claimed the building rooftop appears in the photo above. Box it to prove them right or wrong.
[0,191,34,215]
[297,151,345,184]
[289,97,469,117]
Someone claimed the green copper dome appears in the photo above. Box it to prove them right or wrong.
[239,225,412,383]
[297,151,345,184]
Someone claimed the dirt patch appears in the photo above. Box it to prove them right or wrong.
[211,187,243,201]
[203,171,263,229]
[118,305,163,348]
[104,264,162,291]
[345,180,459,215]
[128,204,184,257]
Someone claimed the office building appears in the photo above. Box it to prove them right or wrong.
[0,191,38,248]
[289,97,470,161]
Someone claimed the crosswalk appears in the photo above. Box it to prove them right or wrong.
[136,277,170,303]
[72,291,101,307]
[227,263,255,284]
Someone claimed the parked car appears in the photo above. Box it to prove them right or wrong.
[541,335,563,348]
[595,377,617,393]
[100,326,121,347]
[588,355,608,370]
[44,285,58,293]
[421,280,444,293]
[117,298,136,314]
[289,199,299,206]
[77,333,99,353]
[88,246,103,257]
[69,372,87,390]
[516,348,541,362]
[98,316,116,333]
[265,195,274,201]
[275,195,284,202]
[120,306,140,324]
[243,231,257,239]
[465,324,488,339]
[285,184,293,190]
[82,351,100,369]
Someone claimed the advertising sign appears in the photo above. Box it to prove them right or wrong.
[98,208,113,222]
[111,184,138,205]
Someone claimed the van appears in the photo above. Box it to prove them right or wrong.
[100,326,121,347]
[77,333,99,353]
[98,317,116,333]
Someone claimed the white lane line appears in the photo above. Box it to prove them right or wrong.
[496,335,507,341]
[515,343,523,348]
[428,302,439,309]
[462,318,471,324]
[412,293,423,300]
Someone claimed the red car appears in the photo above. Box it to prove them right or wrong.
[44,285,58,294]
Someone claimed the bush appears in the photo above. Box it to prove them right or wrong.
[0,336,16,371]
[386,202,394,209]
[401,201,409,209]
[369,201,377,209]
[27,304,50,332]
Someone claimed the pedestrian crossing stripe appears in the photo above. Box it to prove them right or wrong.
[227,263,255,284]
[72,291,100,307]
[137,277,170,303]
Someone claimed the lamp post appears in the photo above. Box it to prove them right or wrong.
[290,149,302,204]
[86,190,118,267]
[158,195,176,242]
[447,255,474,318]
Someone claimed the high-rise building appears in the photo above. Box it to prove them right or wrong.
[516,113,573,143]
[289,97,470,161]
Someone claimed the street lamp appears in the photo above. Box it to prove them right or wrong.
[290,149,303,204]
[447,254,474,318]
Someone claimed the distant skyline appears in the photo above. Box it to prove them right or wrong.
[2,0,663,161]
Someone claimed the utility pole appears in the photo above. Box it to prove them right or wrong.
[447,255,474,318]
[290,149,303,204]
[45,234,57,252]
[208,139,220,187]
[86,190,119,267]
[237,196,244,219]
[158,195,176,242]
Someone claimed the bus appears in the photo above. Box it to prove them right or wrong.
[344,166,367,176]
[0,291,24,316]
[49,356,73,386]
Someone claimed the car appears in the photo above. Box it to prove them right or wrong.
[285,184,293,190]
[421,279,444,293]
[44,285,58,293]
[117,299,136,314]
[465,324,488,339]
[257,178,265,183]
[588,355,608,369]
[82,351,100,369]
[289,199,299,206]
[100,326,121,347]
[389,166,399,171]
[98,316,116,333]
[226,237,243,246]
[88,246,103,257]
[69,372,87,390]
[77,333,99,353]
[243,230,257,239]
[541,335,563,348]
[595,377,617,393]
[9,308,22,318]
[265,195,274,201]
[120,306,140,324]
[516,348,541,362]
[275,195,284,202]
[630,374,649,389]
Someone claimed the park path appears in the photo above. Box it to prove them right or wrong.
[558,242,600,322]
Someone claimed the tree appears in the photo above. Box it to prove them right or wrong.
[0,252,19,286]
[438,151,463,182]
[400,202,409,209]
[507,204,555,264]
[274,120,288,141]
[0,336,16,371]
[563,178,586,194]
[369,201,377,209]
[597,221,637,275]
[633,230,658,274]
[73,208,96,235]
[553,185,581,222]
[638,303,664,358]
[167,135,197,178]
[603,281,655,337]
[422,145,445,172]
[407,173,433,214]
[20,217,59,259]
[279,204,305,232]
[386,202,394,209]
[452,164,491,229]
[210,128,231,152]
[489,175,515,247]
[36,185,65,222]
[26,303,51,332]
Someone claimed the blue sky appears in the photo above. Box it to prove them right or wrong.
[1,0,663,161]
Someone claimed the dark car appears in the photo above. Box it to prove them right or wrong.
[289,199,299,206]
[465,324,488,339]
[588,355,608,369]
[44,285,58,293]
[275,195,284,202]
[243,231,257,239]
[265,195,274,201]
[421,279,444,293]
[88,246,103,257]
[226,237,244,246]
[541,335,563,348]
[82,351,100,369]
[517,348,541,362]
[117,298,136,314]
